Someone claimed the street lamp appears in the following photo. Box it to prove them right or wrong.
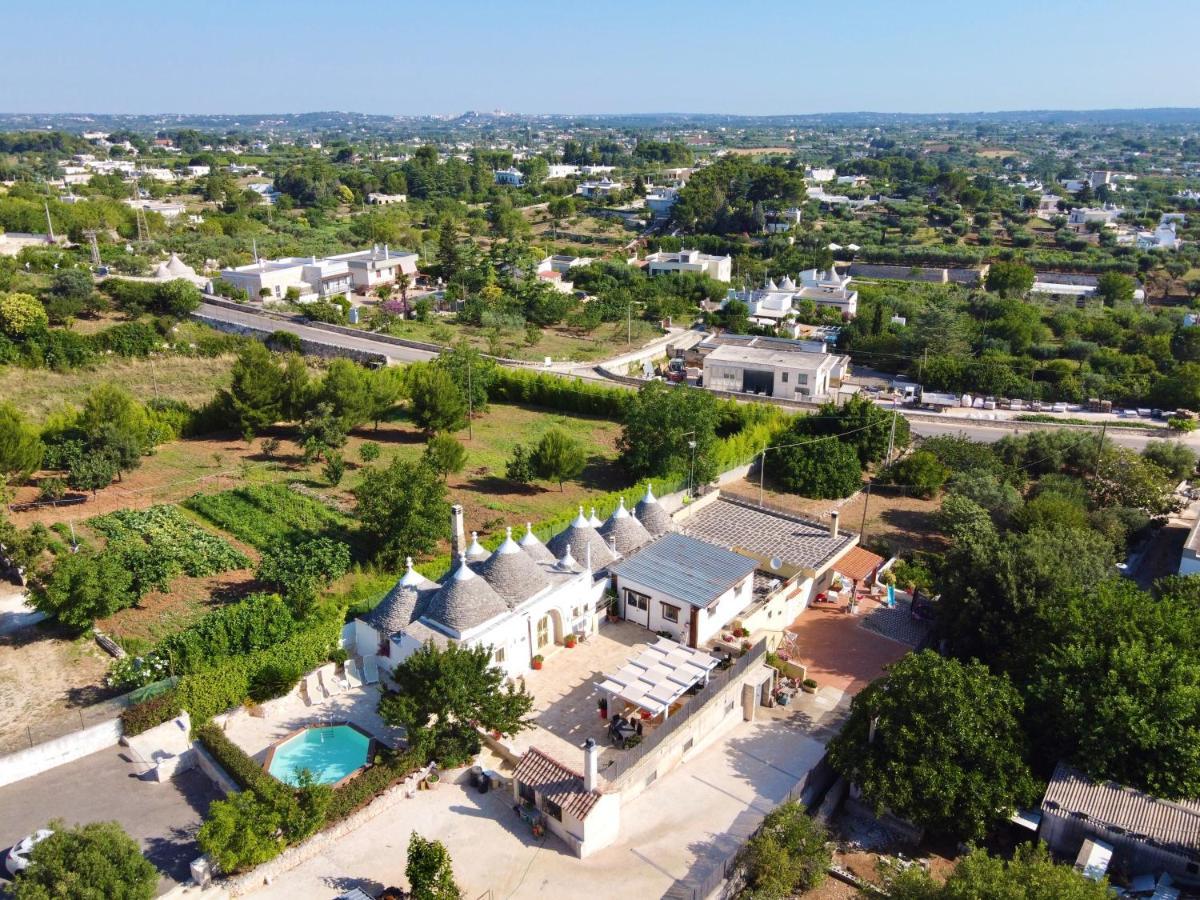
[681,430,697,498]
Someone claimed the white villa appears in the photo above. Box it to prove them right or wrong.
[219,245,419,301]
[353,504,616,680]
[575,178,627,199]
[644,248,732,282]
[535,255,592,294]
[645,188,679,219]
[723,267,858,328]
[494,168,525,186]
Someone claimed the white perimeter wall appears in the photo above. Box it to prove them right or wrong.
[0,718,122,788]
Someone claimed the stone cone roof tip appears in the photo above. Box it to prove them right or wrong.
[635,483,673,537]
[465,531,490,562]
[399,556,429,588]
[547,505,617,568]
[424,553,508,633]
[601,497,653,556]
[519,521,555,564]
[479,526,551,608]
[587,507,603,528]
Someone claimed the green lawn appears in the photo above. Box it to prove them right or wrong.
[380,316,662,363]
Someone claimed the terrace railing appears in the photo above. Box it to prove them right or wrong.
[602,639,768,785]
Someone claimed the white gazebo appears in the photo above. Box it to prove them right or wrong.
[595,637,719,720]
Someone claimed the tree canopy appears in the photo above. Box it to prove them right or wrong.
[353,458,449,567]
[14,819,157,900]
[828,651,1037,841]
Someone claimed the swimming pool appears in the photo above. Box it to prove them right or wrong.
[264,724,373,786]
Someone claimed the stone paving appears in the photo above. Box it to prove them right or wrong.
[682,496,853,571]
[857,595,932,648]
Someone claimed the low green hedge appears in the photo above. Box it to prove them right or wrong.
[489,368,630,418]
[120,609,342,732]
[195,723,289,801]
[325,747,425,824]
[120,689,182,737]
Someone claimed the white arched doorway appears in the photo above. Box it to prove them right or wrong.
[534,608,566,653]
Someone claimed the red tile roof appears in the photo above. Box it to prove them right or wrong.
[514,748,601,820]
[835,546,885,582]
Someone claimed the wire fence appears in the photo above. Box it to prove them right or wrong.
[603,640,768,785]
[0,690,136,756]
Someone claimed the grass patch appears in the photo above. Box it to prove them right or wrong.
[184,483,362,555]
[1013,413,1162,430]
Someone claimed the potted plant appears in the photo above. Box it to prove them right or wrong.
[741,639,751,652]
[605,596,620,622]
[598,697,608,720]
[425,772,440,790]
[801,678,818,694]
[531,655,544,671]
[564,634,577,649]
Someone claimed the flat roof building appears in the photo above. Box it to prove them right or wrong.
[699,335,848,401]
[644,249,732,282]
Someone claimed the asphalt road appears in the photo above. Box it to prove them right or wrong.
[906,417,1193,451]
[195,303,439,363]
[192,303,1198,455]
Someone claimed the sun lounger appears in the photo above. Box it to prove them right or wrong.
[363,655,380,685]
[345,659,363,688]
[318,663,346,696]
[304,673,325,705]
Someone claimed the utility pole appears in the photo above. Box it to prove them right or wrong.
[758,447,768,507]
[885,399,900,465]
[43,201,56,243]
[466,352,474,441]
[627,301,632,345]
[859,481,872,540]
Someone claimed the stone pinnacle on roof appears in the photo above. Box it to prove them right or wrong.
[587,507,603,528]
[465,531,490,562]
[547,506,616,568]
[478,526,551,608]
[555,544,581,573]
[635,483,673,537]
[518,521,555,564]
[600,497,653,556]
[399,556,430,588]
[424,552,508,634]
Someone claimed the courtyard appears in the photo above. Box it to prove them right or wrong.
[505,619,721,776]
[0,745,219,895]
[217,681,404,765]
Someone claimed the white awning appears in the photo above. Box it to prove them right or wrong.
[595,636,719,718]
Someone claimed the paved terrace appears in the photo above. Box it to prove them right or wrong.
[508,620,711,775]
[218,684,404,763]
[682,496,854,571]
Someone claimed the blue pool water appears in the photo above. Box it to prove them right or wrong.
[267,725,370,786]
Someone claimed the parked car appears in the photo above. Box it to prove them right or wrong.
[5,829,53,876]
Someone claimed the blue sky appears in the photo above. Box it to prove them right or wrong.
[4,0,1199,115]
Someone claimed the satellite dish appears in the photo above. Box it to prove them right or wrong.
[769,557,782,571]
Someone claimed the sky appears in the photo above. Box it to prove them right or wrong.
[3,0,1199,116]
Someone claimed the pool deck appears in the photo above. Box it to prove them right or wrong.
[217,683,403,766]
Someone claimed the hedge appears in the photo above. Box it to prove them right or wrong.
[196,722,423,829]
[120,689,182,737]
[156,593,297,675]
[122,609,343,731]
[489,368,630,418]
[195,723,289,801]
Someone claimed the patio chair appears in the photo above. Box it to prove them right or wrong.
[304,673,326,705]
[363,655,380,685]
[345,658,364,688]
[318,664,345,697]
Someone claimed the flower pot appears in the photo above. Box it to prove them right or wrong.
[425,774,440,790]
[531,658,543,670]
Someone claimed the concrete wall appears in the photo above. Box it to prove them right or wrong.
[0,718,122,787]
[192,315,388,366]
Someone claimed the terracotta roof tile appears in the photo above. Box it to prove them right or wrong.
[514,747,601,821]
[834,546,884,582]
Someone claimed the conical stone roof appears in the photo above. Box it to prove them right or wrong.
[635,484,673,537]
[424,554,508,633]
[587,507,604,528]
[518,522,555,564]
[478,527,551,607]
[600,497,653,556]
[547,507,616,569]
[364,559,430,633]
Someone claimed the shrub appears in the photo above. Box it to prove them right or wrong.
[156,593,297,675]
[88,505,249,580]
[198,791,285,875]
[120,689,182,737]
[195,723,284,797]
[741,802,830,899]
[248,661,303,702]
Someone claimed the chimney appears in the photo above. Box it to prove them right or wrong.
[450,504,466,557]
[384,243,389,259]
[583,738,599,792]
[830,510,840,540]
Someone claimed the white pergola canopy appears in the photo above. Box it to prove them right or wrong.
[596,637,719,719]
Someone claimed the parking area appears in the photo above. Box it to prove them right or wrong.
[0,745,219,894]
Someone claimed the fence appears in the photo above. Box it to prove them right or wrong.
[662,753,838,900]
[603,640,768,785]
[0,690,135,755]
